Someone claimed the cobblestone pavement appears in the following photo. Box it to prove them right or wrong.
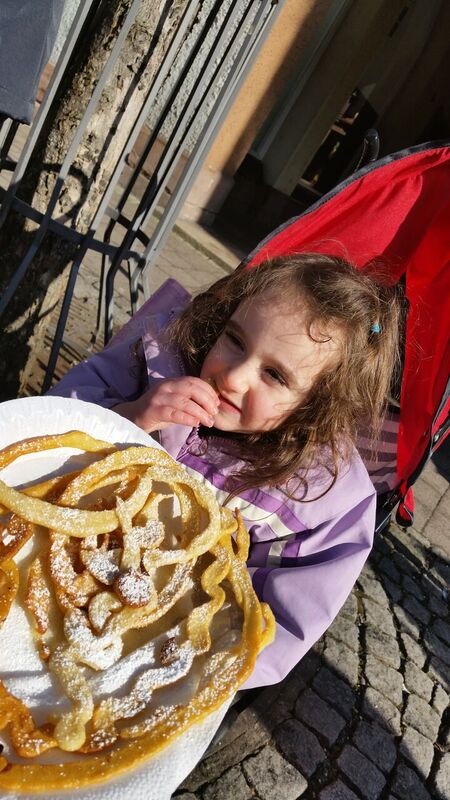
[28,220,449,800]
[175,512,449,800]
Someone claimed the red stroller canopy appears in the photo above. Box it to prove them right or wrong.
[247,141,450,489]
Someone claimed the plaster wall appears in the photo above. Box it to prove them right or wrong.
[204,0,337,176]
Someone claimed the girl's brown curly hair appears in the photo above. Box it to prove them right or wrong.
[168,253,404,498]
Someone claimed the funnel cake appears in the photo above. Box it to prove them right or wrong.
[0,432,274,793]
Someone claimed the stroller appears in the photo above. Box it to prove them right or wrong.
[241,138,450,532]
[109,138,450,532]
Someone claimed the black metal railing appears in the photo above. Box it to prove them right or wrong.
[0,0,282,392]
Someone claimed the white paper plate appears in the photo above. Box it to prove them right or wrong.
[0,397,231,800]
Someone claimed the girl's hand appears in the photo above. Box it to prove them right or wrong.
[114,377,219,432]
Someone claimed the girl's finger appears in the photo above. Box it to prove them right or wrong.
[157,386,216,418]
[174,379,219,415]
[160,400,214,428]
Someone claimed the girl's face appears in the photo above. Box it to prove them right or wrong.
[200,290,342,434]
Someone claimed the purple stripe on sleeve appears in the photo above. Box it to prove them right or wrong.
[280,538,302,564]
[251,567,270,599]
[247,541,273,567]
[179,450,307,532]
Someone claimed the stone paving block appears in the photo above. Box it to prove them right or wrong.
[392,551,417,580]
[391,761,432,800]
[297,649,324,683]
[358,575,389,605]
[420,459,450,495]
[362,687,402,735]
[410,500,432,533]
[362,561,380,581]
[248,683,291,731]
[319,780,360,800]
[382,576,403,603]
[433,618,450,647]
[403,694,441,741]
[338,744,385,799]
[312,638,326,656]
[434,752,450,800]
[425,629,450,667]
[327,615,359,651]
[267,650,325,722]
[230,705,274,744]
[155,247,228,293]
[202,764,253,800]
[428,656,450,692]
[421,571,447,601]
[402,594,431,626]
[404,661,434,702]
[270,676,307,721]
[430,543,449,563]
[387,526,429,566]
[378,556,401,582]
[413,479,442,521]
[369,548,382,565]
[274,717,326,777]
[324,638,359,686]
[242,744,307,800]
[313,666,356,720]
[366,628,401,670]
[400,726,435,778]
[436,487,450,517]
[400,631,426,668]
[429,592,450,618]
[340,591,358,620]
[295,688,346,746]
[373,534,394,558]
[432,683,449,715]
[402,575,426,601]
[429,559,450,588]
[353,720,397,773]
[181,707,270,791]
[393,604,424,639]
[364,654,404,706]
[220,703,269,747]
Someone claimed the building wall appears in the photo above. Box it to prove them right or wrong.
[184,0,450,224]
[182,0,338,220]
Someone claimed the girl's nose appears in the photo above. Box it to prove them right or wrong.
[222,360,251,393]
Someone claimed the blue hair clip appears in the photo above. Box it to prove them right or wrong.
[370,322,381,334]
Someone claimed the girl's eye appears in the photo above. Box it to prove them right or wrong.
[265,368,286,386]
[225,331,244,349]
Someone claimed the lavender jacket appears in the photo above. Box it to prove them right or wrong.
[48,279,376,689]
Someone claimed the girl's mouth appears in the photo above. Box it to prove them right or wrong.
[217,393,241,414]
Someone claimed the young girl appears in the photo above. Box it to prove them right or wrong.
[48,253,402,689]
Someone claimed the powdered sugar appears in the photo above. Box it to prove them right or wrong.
[0,398,235,800]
